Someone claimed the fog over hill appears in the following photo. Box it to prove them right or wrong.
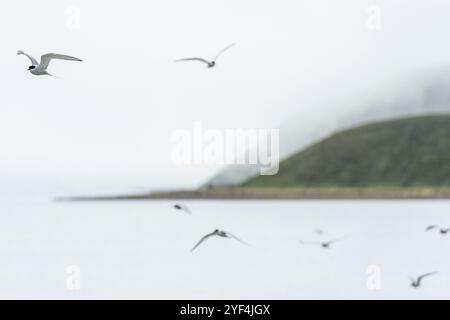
[246,114,450,187]
[205,69,450,187]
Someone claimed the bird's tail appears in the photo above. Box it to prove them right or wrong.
[46,72,61,79]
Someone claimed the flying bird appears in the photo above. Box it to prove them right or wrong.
[191,229,246,252]
[173,203,191,215]
[299,238,344,249]
[315,228,325,236]
[426,225,450,235]
[175,43,236,68]
[409,272,438,288]
[17,50,82,76]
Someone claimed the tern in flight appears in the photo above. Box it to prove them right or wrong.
[409,272,438,288]
[426,225,450,235]
[173,203,192,215]
[191,229,247,252]
[175,43,236,68]
[299,238,344,249]
[17,50,82,76]
[315,228,325,236]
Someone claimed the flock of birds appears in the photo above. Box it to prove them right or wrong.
[17,45,444,292]
[17,43,236,76]
[174,203,446,289]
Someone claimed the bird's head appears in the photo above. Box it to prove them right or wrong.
[28,65,36,71]
[208,61,216,68]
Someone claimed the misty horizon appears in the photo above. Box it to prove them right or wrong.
[3,1,450,197]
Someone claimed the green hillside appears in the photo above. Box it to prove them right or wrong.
[244,114,450,187]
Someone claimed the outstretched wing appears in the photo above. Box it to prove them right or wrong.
[225,231,248,245]
[175,57,211,65]
[328,237,347,245]
[417,272,438,285]
[17,50,38,65]
[179,205,191,215]
[213,43,236,61]
[40,53,82,70]
[299,240,321,246]
[173,204,191,215]
[191,232,216,252]
[425,225,437,231]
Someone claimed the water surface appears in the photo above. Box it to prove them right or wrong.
[0,199,448,299]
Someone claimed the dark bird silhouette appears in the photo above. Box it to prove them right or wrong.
[173,203,191,215]
[175,43,236,68]
[409,272,438,288]
[426,225,450,235]
[299,238,344,249]
[191,229,246,252]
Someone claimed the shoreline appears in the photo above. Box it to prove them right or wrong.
[56,187,450,201]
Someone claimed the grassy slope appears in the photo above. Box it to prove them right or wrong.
[244,114,450,187]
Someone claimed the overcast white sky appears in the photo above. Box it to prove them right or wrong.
[1,1,450,197]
